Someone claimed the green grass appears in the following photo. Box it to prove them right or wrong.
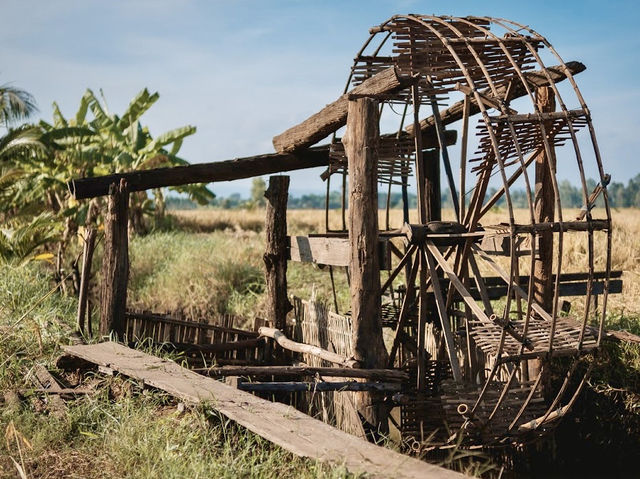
[2,381,351,479]
[3,220,640,478]
[0,261,353,479]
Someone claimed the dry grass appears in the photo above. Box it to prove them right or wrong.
[168,207,640,318]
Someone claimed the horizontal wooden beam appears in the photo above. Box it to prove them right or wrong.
[406,61,586,137]
[69,147,331,200]
[237,381,401,393]
[288,235,391,269]
[273,67,416,153]
[193,365,409,381]
[70,127,453,200]
[163,338,264,354]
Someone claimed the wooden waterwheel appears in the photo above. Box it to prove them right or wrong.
[319,15,613,447]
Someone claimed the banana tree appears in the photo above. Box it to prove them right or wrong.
[37,88,214,233]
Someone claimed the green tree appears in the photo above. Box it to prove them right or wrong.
[249,177,266,208]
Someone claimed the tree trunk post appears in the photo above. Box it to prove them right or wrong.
[343,97,389,432]
[264,175,292,334]
[424,149,442,222]
[100,179,130,339]
[530,86,556,381]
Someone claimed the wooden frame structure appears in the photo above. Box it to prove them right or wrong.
[70,14,626,453]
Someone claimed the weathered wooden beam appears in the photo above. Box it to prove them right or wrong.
[264,176,291,331]
[288,236,391,269]
[406,61,586,137]
[259,327,359,368]
[99,180,129,338]
[273,67,415,153]
[194,365,409,381]
[69,147,331,200]
[513,220,609,234]
[69,131,454,201]
[165,338,265,354]
[237,381,401,393]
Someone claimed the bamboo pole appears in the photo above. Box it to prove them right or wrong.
[259,327,359,368]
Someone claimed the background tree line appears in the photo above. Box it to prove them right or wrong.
[167,175,640,210]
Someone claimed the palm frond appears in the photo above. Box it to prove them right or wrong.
[0,126,48,163]
[0,84,38,126]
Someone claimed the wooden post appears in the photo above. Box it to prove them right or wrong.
[99,179,129,339]
[343,97,389,431]
[264,176,292,332]
[533,86,556,313]
[531,86,556,381]
[424,149,441,222]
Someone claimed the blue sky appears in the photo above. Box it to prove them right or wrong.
[3,0,639,197]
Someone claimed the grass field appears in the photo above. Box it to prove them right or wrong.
[1,207,639,477]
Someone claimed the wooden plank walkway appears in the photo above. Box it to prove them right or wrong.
[62,342,466,479]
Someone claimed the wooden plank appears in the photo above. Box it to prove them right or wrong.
[61,342,466,479]
[77,226,96,334]
[533,85,557,317]
[288,236,391,269]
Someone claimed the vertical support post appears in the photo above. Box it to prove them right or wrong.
[533,86,556,313]
[412,85,427,224]
[264,175,292,332]
[423,149,441,222]
[531,86,556,381]
[343,97,388,430]
[99,179,129,339]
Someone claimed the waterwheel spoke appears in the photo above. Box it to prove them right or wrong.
[423,247,463,383]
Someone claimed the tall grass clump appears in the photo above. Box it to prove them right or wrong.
[0,261,76,390]
[128,231,265,320]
